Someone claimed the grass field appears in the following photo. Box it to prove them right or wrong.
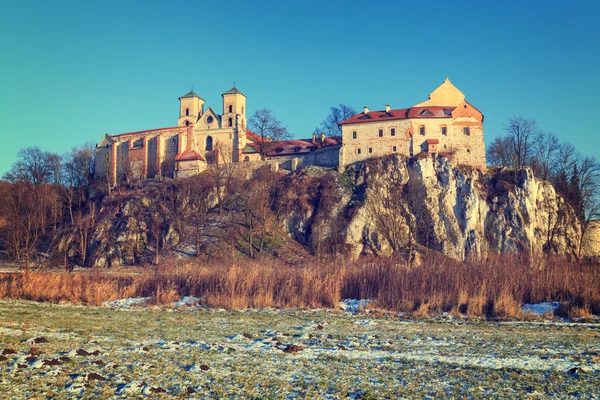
[0,300,599,399]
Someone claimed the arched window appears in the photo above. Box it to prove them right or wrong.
[242,107,244,114]
[228,105,233,113]
[185,121,189,126]
[185,108,189,116]
[228,118,232,127]
[206,136,213,151]
[244,156,249,162]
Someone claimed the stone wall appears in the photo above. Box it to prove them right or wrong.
[340,114,486,170]
[272,145,341,171]
[340,120,412,166]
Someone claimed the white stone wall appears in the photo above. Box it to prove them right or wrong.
[340,120,412,166]
[340,116,486,169]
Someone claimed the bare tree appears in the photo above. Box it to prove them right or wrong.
[3,147,62,185]
[505,116,540,170]
[320,104,357,137]
[574,156,600,259]
[248,108,291,160]
[487,136,517,168]
[531,132,560,181]
[205,144,241,214]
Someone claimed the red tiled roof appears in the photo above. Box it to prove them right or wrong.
[339,109,410,125]
[108,126,185,138]
[407,107,454,119]
[245,129,265,143]
[426,139,440,144]
[175,149,206,162]
[340,105,457,126]
[243,137,341,157]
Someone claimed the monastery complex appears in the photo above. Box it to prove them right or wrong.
[95,78,486,184]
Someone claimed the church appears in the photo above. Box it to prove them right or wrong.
[94,79,485,185]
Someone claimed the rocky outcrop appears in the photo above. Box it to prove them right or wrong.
[283,155,582,260]
[74,155,586,267]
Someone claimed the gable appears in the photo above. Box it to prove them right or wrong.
[414,77,466,107]
[451,101,483,122]
[196,107,221,129]
[98,134,114,147]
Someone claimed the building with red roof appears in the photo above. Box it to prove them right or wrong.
[95,78,485,186]
[338,78,486,170]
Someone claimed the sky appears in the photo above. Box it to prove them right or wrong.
[1,0,599,176]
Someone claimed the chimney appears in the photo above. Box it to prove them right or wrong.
[312,133,317,143]
[363,106,369,114]
[385,105,391,112]
[320,132,326,143]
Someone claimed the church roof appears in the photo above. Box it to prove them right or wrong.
[175,149,206,162]
[222,86,246,97]
[179,90,204,101]
[243,134,341,156]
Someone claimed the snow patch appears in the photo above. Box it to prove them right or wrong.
[103,297,151,308]
[339,299,372,313]
[522,302,560,316]
[171,296,200,307]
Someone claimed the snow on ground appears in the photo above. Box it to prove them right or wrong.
[171,296,200,307]
[521,301,560,315]
[102,297,151,307]
[339,299,372,313]
[2,300,599,398]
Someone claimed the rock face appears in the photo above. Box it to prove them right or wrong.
[78,155,587,266]
[582,221,600,259]
[283,155,582,260]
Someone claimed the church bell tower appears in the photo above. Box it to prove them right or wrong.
[178,88,205,127]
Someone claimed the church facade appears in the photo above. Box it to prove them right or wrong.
[94,79,485,185]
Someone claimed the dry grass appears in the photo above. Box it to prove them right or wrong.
[0,254,598,319]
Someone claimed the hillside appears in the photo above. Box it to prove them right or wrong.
[56,155,595,269]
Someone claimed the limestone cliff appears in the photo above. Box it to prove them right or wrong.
[76,155,589,267]
[282,155,583,260]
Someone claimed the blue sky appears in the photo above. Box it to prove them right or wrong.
[1,0,599,175]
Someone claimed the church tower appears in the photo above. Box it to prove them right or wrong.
[178,89,205,127]
[221,86,247,130]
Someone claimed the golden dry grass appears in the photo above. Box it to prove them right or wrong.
[0,254,598,319]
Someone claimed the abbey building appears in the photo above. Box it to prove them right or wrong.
[94,79,485,185]
[339,78,486,169]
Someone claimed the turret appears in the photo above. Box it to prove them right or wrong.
[178,89,205,127]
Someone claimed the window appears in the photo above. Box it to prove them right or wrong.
[206,116,213,124]
[228,118,232,127]
[352,131,357,140]
[357,148,361,155]
[378,129,383,137]
[444,144,447,149]
[369,147,373,153]
[244,156,249,162]
[441,126,447,135]
[242,107,244,114]
[205,136,213,151]
[463,127,470,135]
[185,108,189,116]
[392,146,397,152]
[391,128,396,136]
[419,125,425,135]
[185,121,189,126]
[466,148,471,153]
[228,105,233,113]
